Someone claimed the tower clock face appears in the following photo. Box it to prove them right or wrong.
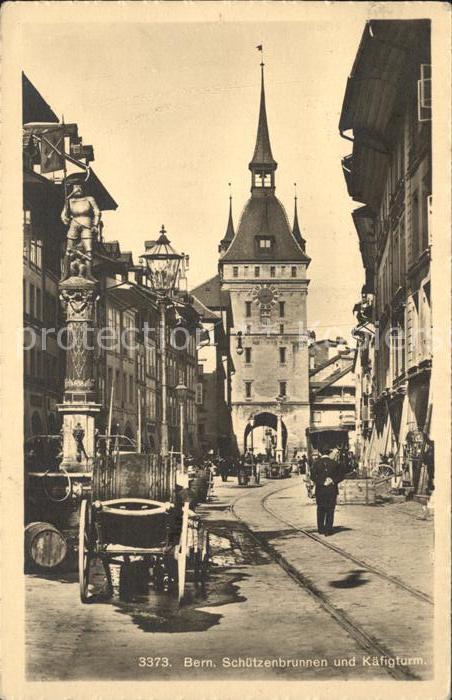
[252,284,279,312]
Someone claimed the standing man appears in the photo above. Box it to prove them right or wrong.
[299,453,308,475]
[310,445,346,536]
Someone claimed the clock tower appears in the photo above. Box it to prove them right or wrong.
[219,61,311,458]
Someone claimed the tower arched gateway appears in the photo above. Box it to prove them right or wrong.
[244,412,287,457]
[219,60,311,458]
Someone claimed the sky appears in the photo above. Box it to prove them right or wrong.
[22,16,369,341]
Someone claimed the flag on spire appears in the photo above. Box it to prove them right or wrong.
[256,44,263,51]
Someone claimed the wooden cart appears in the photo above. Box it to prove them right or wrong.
[78,452,209,604]
[264,461,291,479]
[237,459,261,486]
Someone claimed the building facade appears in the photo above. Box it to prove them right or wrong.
[23,76,201,459]
[191,273,235,457]
[340,20,433,496]
[23,74,117,440]
[308,339,356,455]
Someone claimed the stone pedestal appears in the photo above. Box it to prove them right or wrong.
[57,276,101,473]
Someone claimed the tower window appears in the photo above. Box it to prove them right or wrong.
[291,266,297,278]
[245,347,252,364]
[254,172,272,188]
[279,381,287,397]
[279,301,285,318]
[233,266,239,278]
[279,324,284,335]
[279,347,287,364]
[245,301,252,317]
[270,266,276,278]
[255,237,275,257]
[244,266,249,277]
[254,266,260,277]
[245,381,252,398]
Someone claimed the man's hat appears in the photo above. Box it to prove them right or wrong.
[66,170,91,196]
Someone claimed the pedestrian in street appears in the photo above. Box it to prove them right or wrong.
[298,454,307,475]
[310,445,346,536]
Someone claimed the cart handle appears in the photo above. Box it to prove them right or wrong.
[98,498,173,517]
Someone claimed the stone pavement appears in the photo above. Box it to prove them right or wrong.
[265,476,434,599]
[230,475,434,680]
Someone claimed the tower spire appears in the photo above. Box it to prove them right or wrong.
[292,182,306,252]
[219,182,235,253]
[249,47,277,191]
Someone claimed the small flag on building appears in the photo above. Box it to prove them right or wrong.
[256,44,263,51]
[40,127,65,173]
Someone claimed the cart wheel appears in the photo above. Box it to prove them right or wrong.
[79,499,92,603]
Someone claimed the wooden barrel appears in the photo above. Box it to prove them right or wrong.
[25,522,67,569]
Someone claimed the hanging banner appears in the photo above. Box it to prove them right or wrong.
[40,127,65,173]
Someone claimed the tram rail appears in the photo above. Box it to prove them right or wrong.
[229,481,431,681]
[261,483,433,606]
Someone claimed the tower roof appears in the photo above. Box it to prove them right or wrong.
[221,194,310,263]
[221,62,309,265]
[292,194,306,251]
[249,64,277,171]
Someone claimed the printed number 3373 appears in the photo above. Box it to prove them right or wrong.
[138,657,171,668]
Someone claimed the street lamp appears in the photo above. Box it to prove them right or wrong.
[140,226,183,456]
[275,394,286,463]
[236,330,244,355]
[175,383,188,471]
[248,416,255,453]
[140,226,183,295]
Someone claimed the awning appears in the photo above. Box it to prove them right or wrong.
[190,294,221,323]
[352,206,376,275]
[23,166,117,212]
[105,282,158,314]
[308,426,350,434]
[339,20,429,135]
[66,168,117,211]
[339,20,430,207]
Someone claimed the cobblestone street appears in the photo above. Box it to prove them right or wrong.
[26,474,433,681]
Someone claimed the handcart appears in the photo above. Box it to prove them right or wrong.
[265,460,291,479]
[237,458,261,486]
[78,452,209,604]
